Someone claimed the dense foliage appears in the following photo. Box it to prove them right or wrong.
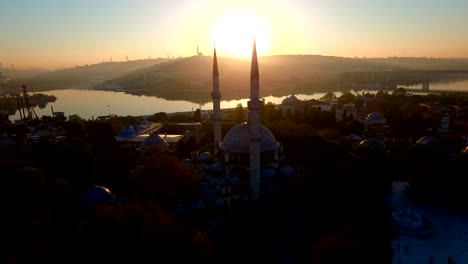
[2,90,468,263]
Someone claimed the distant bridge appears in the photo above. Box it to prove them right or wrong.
[339,70,468,91]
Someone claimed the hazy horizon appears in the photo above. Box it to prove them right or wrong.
[5,53,468,72]
[1,0,468,69]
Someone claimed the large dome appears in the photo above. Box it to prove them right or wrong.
[416,136,440,145]
[365,112,386,125]
[118,129,136,138]
[220,123,279,153]
[359,138,387,155]
[281,94,300,105]
[141,134,168,148]
[80,186,116,208]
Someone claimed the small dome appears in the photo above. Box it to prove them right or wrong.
[118,129,135,138]
[228,167,248,179]
[198,152,214,164]
[220,123,279,153]
[279,165,294,177]
[278,154,287,163]
[141,134,167,148]
[261,166,278,178]
[181,158,196,168]
[211,176,225,186]
[200,112,210,121]
[415,136,451,157]
[169,204,187,215]
[359,138,387,155]
[346,134,362,142]
[214,197,225,207]
[365,112,386,125]
[80,186,116,208]
[416,136,440,145]
[202,172,211,182]
[226,175,241,185]
[206,197,226,207]
[191,200,207,211]
[281,94,300,105]
[202,183,217,198]
[210,161,225,176]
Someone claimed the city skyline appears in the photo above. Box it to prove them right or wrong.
[1,0,468,69]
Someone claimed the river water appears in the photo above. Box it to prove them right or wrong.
[10,89,336,120]
[9,79,468,120]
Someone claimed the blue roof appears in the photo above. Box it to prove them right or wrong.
[118,129,135,138]
[80,186,116,208]
[359,138,387,155]
[141,134,167,147]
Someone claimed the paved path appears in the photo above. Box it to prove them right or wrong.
[390,181,468,264]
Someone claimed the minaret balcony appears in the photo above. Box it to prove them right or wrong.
[248,99,261,110]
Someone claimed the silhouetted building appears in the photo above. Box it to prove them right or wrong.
[217,40,280,201]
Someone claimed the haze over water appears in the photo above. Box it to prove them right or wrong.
[10,79,468,120]
[11,90,325,120]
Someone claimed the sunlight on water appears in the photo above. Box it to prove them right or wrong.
[10,89,336,120]
[9,79,468,121]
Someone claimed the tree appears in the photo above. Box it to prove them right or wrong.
[321,92,337,103]
[68,114,84,123]
[168,114,192,123]
[65,120,87,140]
[86,121,117,164]
[341,110,348,123]
[129,146,201,205]
[147,112,168,123]
[393,87,407,96]
[338,93,357,106]
[340,120,365,136]
[109,117,124,136]
[235,103,245,123]
[193,109,201,122]
[285,108,293,120]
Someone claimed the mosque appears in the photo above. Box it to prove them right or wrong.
[186,40,292,207]
[112,40,291,208]
[212,39,281,202]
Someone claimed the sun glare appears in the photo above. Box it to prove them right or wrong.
[212,11,271,57]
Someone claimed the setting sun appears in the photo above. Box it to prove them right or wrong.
[212,11,271,57]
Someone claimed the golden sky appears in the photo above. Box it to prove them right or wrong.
[1,0,467,69]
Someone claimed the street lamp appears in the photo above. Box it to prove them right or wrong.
[107,105,111,116]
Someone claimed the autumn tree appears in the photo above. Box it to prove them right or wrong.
[129,145,201,205]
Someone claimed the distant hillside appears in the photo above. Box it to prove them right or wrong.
[5,58,168,92]
[0,67,48,80]
[98,55,468,103]
[366,57,468,71]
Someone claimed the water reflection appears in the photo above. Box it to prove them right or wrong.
[10,89,337,120]
[9,78,468,120]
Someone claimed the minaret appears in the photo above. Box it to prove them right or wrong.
[212,48,222,154]
[248,39,262,201]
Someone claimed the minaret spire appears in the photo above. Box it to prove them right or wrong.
[250,37,259,80]
[212,47,222,154]
[248,38,261,201]
[213,47,219,77]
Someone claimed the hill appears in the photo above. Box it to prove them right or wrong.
[4,58,168,92]
[98,55,468,103]
[0,67,48,80]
